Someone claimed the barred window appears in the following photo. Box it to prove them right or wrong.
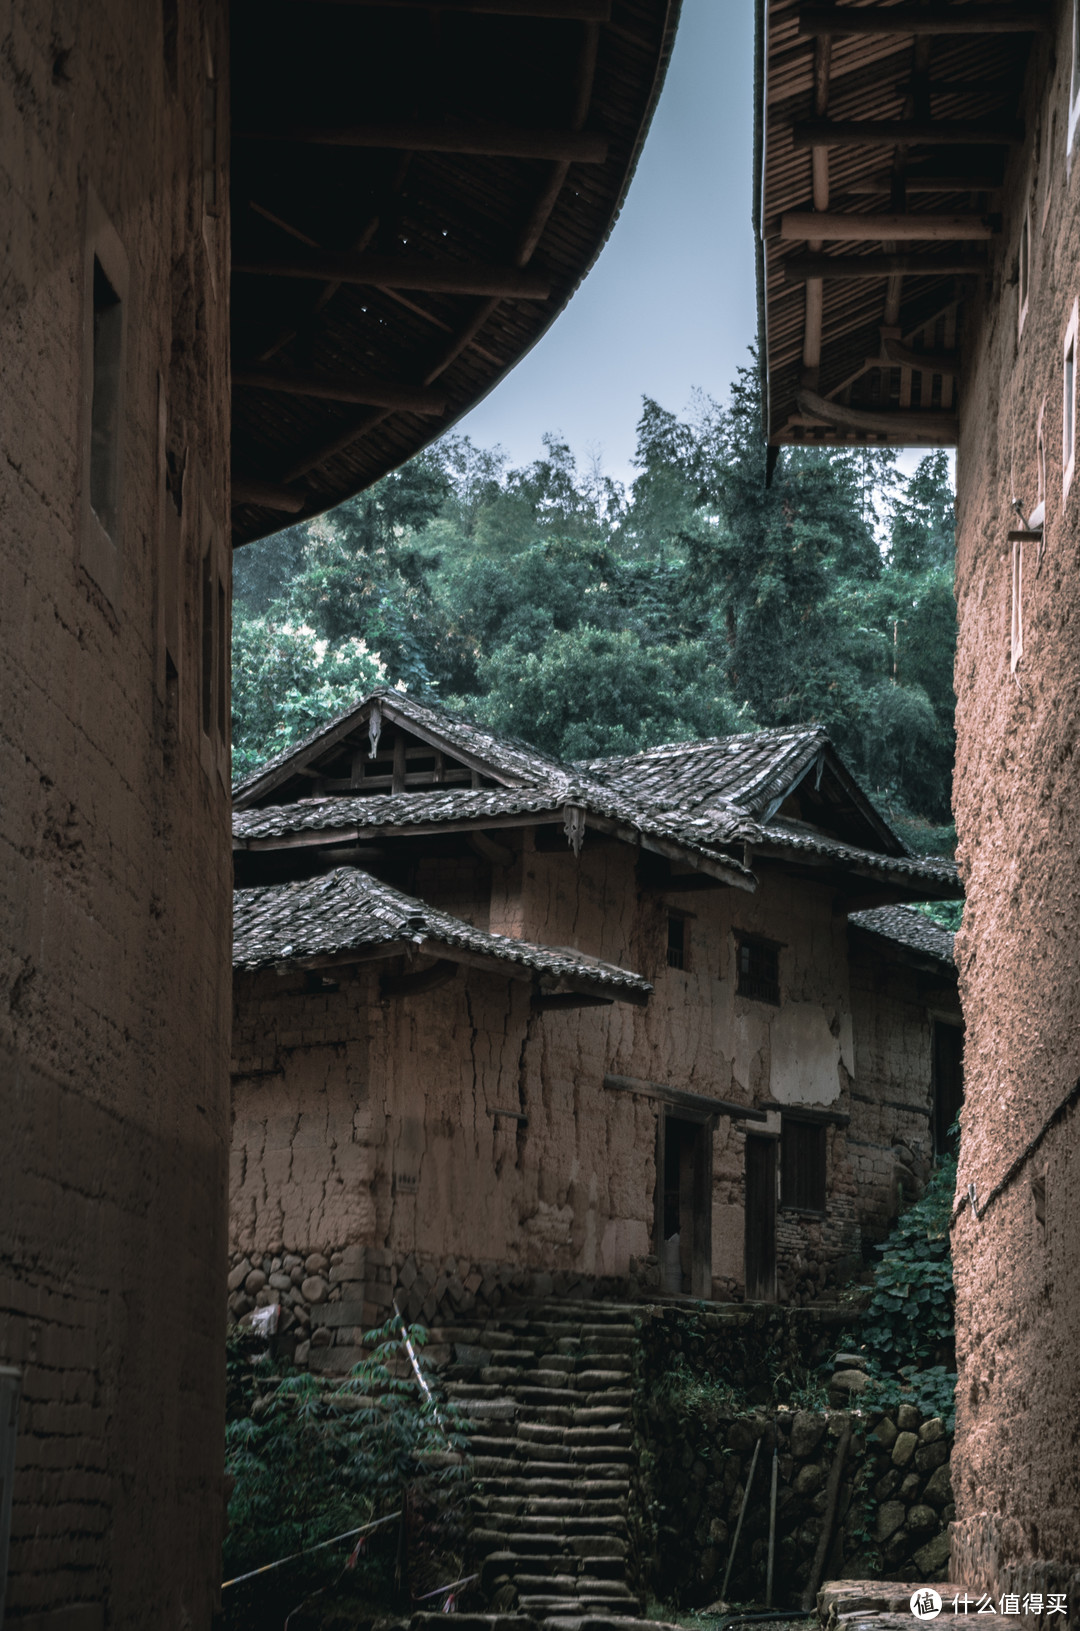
[667,914,686,970]
[736,935,780,1005]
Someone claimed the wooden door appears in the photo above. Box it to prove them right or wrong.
[657,1111,713,1299]
[744,1135,777,1302]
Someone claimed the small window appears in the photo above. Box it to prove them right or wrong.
[1018,207,1030,339]
[1011,539,1024,672]
[780,1118,826,1214]
[1043,110,1057,228]
[667,915,686,970]
[736,935,780,1005]
[1065,300,1078,501]
[90,257,123,541]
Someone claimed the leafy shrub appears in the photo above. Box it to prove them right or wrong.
[859,1156,957,1429]
[223,1319,468,1622]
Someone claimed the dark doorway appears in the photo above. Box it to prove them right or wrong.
[656,1111,712,1299]
[933,1021,964,1154]
[744,1135,777,1302]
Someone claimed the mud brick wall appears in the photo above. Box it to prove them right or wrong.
[949,4,1080,1605]
[0,0,233,1623]
[231,835,914,1309]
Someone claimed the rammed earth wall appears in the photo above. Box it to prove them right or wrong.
[950,1,1080,1605]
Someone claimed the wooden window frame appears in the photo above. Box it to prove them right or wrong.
[735,933,781,1006]
[1018,203,1031,339]
[79,184,129,608]
[1064,300,1078,502]
[666,910,691,972]
[779,1116,827,1216]
[1011,538,1024,673]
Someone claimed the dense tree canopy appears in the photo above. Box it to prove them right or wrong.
[233,359,957,849]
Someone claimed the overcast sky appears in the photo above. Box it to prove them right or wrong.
[453,0,757,487]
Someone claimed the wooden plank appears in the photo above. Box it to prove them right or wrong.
[799,4,1050,35]
[233,251,551,299]
[237,121,609,164]
[793,118,1023,149]
[233,367,448,414]
[780,211,996,241]
[784,251,983,280]
[231,474,306,512]
[603,1072,768,1122]
[796,387,958,439]
[844,173,1002,193]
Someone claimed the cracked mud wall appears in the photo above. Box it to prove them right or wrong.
[0,2,232,1623]
[950,9,1080,1602]
[229,834,931,1320]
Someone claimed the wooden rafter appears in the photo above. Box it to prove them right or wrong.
[232,367,448,413]
[231,475,306,512]
[799,4,1051,36]
[793,118,1023,148]
[795,388,958,440]
[237,121,609,164]
[880,337,958,373]
[233,251,552,299]
[780,211,997,241]
[785,251,984,280]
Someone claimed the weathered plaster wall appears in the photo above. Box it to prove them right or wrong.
[230,838,909,1334]
[0,2,232,1623]
[848,949,955,1241]
[951,8,1080,1604]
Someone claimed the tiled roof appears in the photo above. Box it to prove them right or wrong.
[848,904,956,967]
[753,822,959,892]
[232,688,567,805]
[232,783,757,888]
[233,867,653,1000]
[577,725,830,820]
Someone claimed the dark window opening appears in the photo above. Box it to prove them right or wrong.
[216,576,227,742]
[736,935,780,1004]
[932,1022,964,1155]
[201,553,213,738]
[90,257,123,539]
[667,915,686,970]
[781,1118,826,1213]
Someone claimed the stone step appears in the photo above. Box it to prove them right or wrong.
[508,1515,630,1536]
[447,1382,510,1400]
[470,1436,631,1465]
[518,1594,637,1614]
[543,1618,680,1631]
[409,1617,538,1631]
[509,1575,633,1597]
[819,1583,967,1627]
[514,1423,630,1446]
[474,1476,628,1498]
[473,1534,628,1561]
[479,1495,627,1518]
[571,1372,632,1390]
[473,1460,628,1484]
[510,1386,582,1407]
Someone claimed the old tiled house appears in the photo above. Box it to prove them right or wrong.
[228,691,960,1362]
[0,1,679,1619]
[760,0,1080,1606]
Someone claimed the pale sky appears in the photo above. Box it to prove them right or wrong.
[453,0,758,488]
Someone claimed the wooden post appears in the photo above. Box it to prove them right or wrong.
[800,1417,852,1611]
[722,1432,762,1601]
[766,1441,779,1608]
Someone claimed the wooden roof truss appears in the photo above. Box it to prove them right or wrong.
[761,0,1047,447]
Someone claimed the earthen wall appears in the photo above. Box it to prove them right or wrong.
[228,841,942,1344]
[951,5,1080,1604]
[0,2,232,1623]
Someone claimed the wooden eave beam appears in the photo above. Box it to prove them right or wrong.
[237,122,609,164]
[843,173,1002,194]
[796,387,958,439]
[380,957,459,996]
[233,367,448,414]
[603,1073,768,1123]
[779,211,996,241]
[533,991,613,1010]
[784,251,982,280]
[232,251,552,300]
[231,475,307,512]
[751,836,962,897]
[793,119,1022,149]
[880,337,958,373]
[799,4,1050,35]
[282,0,611,15]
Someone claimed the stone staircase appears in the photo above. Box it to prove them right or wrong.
[427,1299,658,1631]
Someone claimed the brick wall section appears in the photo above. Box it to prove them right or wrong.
[950,3,1080,1603]
[0,2,232,1624]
